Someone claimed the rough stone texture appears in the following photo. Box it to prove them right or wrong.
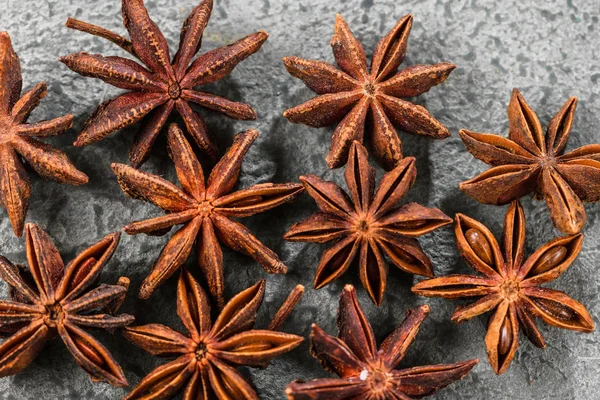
[1,0,599,398]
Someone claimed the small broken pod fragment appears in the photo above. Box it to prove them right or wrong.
[112,124,304,304]
[412,200,594,374]
[0,224,133,386]
[123,270,304,400]
[286,285,478,399]
[283,13,454,170]
[284,140,452,305]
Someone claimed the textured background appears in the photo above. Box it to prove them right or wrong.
[1,0,600,398]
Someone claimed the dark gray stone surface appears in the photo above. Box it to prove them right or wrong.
[1,0,599,398]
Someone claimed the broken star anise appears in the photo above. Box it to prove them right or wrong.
[460,88,600,234]
[123,269,304,399]
[112,124,304,304]
[412,200,594,375]
[0,223,134,386]
[286,284,478,399]
[283,14,454,170]
[0,32,88,237]
[61,0,267,167]
[284,140,452,305]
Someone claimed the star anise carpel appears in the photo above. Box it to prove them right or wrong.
[0,223,134,386]
[283,14,454,170]
[459,88,600,234]
[286,284,478,399]
[61,0,267,167]
[412,200,594,374]
[112,123,304,304]
[284,140,452,305]
[0,32,88,237]
[123,269,304,399]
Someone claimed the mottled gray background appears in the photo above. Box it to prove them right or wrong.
[1,0,599,398]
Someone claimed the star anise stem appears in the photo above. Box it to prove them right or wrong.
[268,284,305,331]
[64,18,135,56]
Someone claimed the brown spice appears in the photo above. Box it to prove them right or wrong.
[285,285,478,399]
[412,200,594,374]
[61,0,267,167]
[283,14,454,170]
[0,224,133,385]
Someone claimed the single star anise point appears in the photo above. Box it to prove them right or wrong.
[459,88,600,234]
[286,284,477,399]
[0,33,88,237]
[61,0,267,167]
[113,123,303,303]
[413,200,594,374]
[286,141,451,305]
[0,224,133,386]
[283,14,454,170]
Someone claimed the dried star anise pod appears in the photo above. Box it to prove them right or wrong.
[283,14,454,170]
[412,200,594,374]
[284,140,452,305]
[0,224,134,386]
[459,88,600,234]
[286,285,478,399]
[112,123,304,303]
[0,32,88,237]
[60,0,267,167]
[123,269,304,399]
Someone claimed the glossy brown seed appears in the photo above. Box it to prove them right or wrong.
[284,141,451,305]
[498,317,512,355]
[529,246,567,276]
[412,200,594,374]
[61,0,267,167]
[460,89,600,234]
[465,228,493,265]
[0,224,133,385]
[286,285,477,399]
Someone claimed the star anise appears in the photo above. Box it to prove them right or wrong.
[60,0,267,167]
[112,123,304,303]
[412,200,594,375]
[284,140,451,305]
[123,269,304,399]
[0,32,88,237]
[460,88,600,234]
[283,14,454,170]
[0,223,134,386]
[286,284,478,399]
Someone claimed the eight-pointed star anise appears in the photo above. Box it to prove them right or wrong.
[0,32,88,237]
[459,88,600,234]
[284,140,452,305]
[123,269,304,400]
[0,224,134,386]
[283,14,454,170]
[286,285,478,399]
[412,201,594,374]
[112,124,304,304]
[61,0,267,167]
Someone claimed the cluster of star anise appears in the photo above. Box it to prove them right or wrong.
[0,0,598,398]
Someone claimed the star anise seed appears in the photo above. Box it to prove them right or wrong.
[123,269,304,399]
[0,224,134,386]
[0,32,88,237]
[284,140,452,305]
[112,123,304,304]
[412,200,594,374]
[61,0,267,167]
[286,284,478,399]
[459,88,600,234]
[283,14,454,170]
